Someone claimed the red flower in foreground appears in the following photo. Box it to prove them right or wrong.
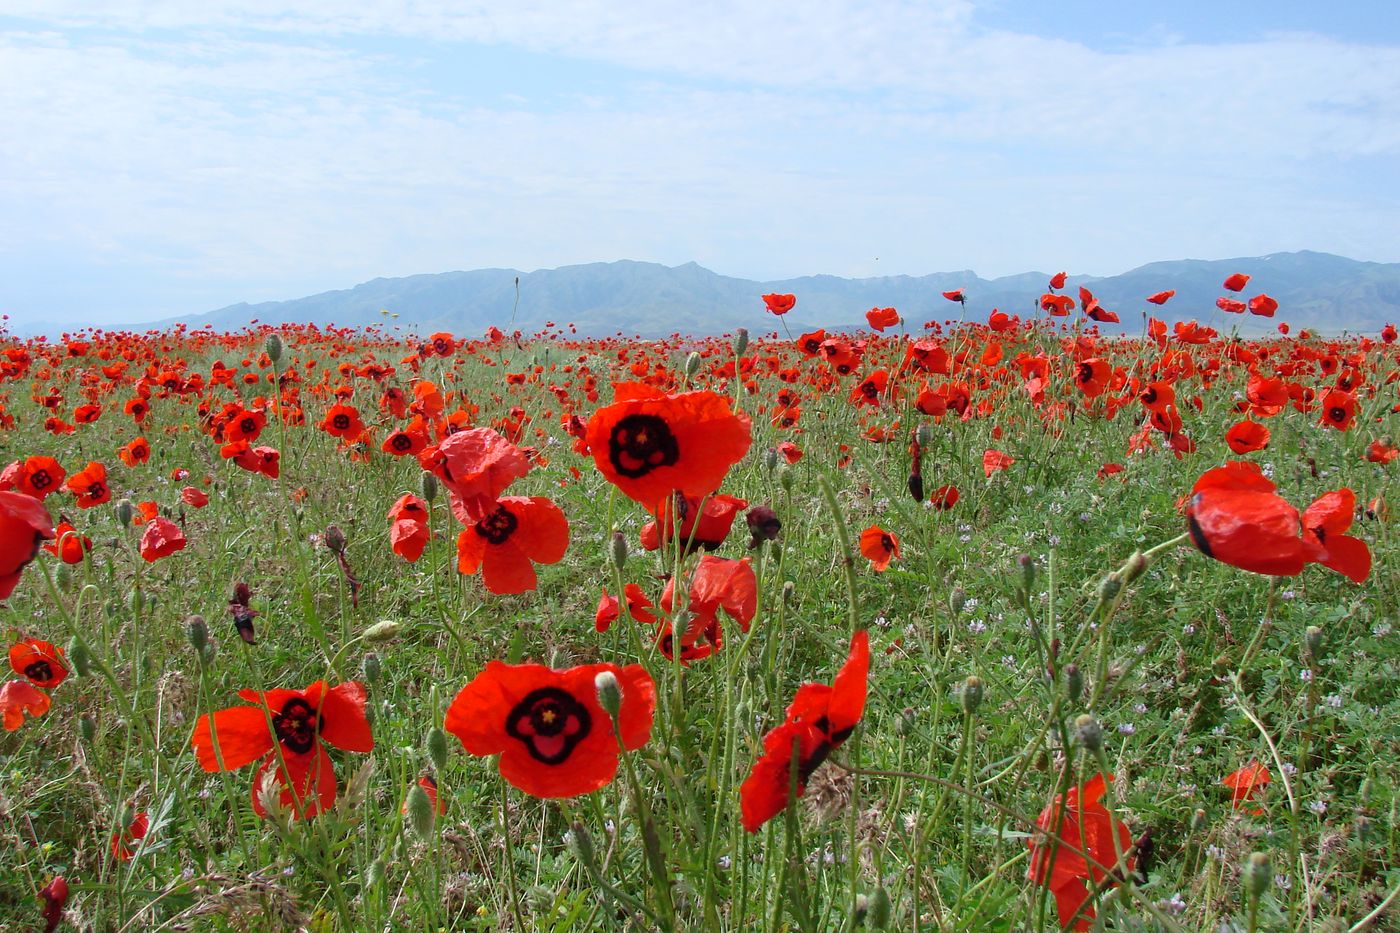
[1,679,51,731]
[454,496,569,594]
[64,461,111,509]
[762,293,796,315]
[1028,773,1134,931]
[445,661,655,798]
[9,639,68,689]
[12,456,65,500]
[740,630,870,832]
[191,681,374,819]
[586,384,752,509]
[426,427,531,518]
[139,516,186,562]
[111,810,150,861]
[1184,462,1323,577]
[1223,760,1271,812]
[859,525,900,572]
[39,876,68,933]
[0,490,55,600]
[1301,489,1372,583]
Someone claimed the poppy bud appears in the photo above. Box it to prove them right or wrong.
[129,587,144,615]
[1074,713,1103,752]
[1122,550,1148,583]
[1244,851,1271,900]
[365,620,402,644]
[1016,554,1035,593]
[362,651,382,685]
[264,333,283,362]
[763,447,779,472]
[427,727,449,773]
[567,820,599,871]
[420,471,439,503]
[405,782,435,839]
[853,894,869,924]
[907,473,924,502]
[114,498,134,526]
[745,505,782,546]
[867,885,893,928]
[1097,572,1123,603]
[594,670,622,719]
[1355,814,1372,843]
[948,586,968,616]
[1190,808,1207,833]
[733,327,749,357]
[782,580,796,606]
[897,707,916,735]
[186,615,208,654]
[1064,663,1083,704]
[79,714,97,745]
[55,564,74,593]
[66,637,91,677]
[609,530,628,570]
[684,351,702,378]
[324,524,347,555]
[364,858,385,888]
[779,465,796,493]
[1360,775,1375,807]
[960,676,984,715]
[916,422,934,448]
[1303,625,1323,659]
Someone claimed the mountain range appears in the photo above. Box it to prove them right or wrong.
[145,250,1400,337]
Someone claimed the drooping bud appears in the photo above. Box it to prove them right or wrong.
[114,498,134,527]
[960,676,984,715]
[1017,555,1036,593]
[763,447,779,473]
[427,727,449,773]
[594,670,622,719]
[324,524,347,555]
[745,504,782,547]
[1064,663,1083,704]
[733,327,750,357]
[264,333,284,363]
[186,615,208,654]
[1244,851,1271,900]
[907,473,924,503]
[782,580,796,606]
[420,471,439,503]
[867,885,892,928]
[364,620,402,644]
[609,530,628,571]
[1074,713,1103,752]
[405,783,435,839]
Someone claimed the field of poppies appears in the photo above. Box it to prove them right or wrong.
[1,276,1397,931]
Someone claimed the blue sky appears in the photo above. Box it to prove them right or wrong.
[2,1,1398,330]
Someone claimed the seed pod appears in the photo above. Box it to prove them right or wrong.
[594,671,622,719]
[1074,713,1103,752]
[1017,555,1036,593]
[948,586,968,616]
[324,525,347,555]
[78,714,97,745]
[405,783,435,840]
[684,351,702,378]
[114,498,134,527]
[264,333,284,363]
[427,727,449,773]
[1244,851,1271,900]
[763,447,779,472]
[364,620,402,644]
[186,615,208,654]
[1304,625,1323,659]
[960,676,984,715]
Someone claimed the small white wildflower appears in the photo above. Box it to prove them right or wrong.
[1133,703,1148,715]
[1158,893,1187,915]
[1117,723,1136,735]
[1282,762,1298,775]
[1183,624,1196,636]
[1300,669,1313,682]
[1308,800,1328,815]
[1324,694,1343,708]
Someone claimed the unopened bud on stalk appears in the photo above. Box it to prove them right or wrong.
[1122,550,1149,583]
[568,820,599,870]
[779,466,796,493]
[1190,808,1208,832]
[782,580,796,606]
[324,525,347,555]
[684,351,702,378]
[960,676,984,715]
[67,637,91,677]
[79,714,97,745]
[405,783,435,839]
[1098,572,1123,603]
[420,471,439,503]
[427,727,449,773]
[733,328,749,357]
[948,586,968,616]
[1064,664,1083,704]
[609,530,628,571]
[1017,555,1036,593]
[114,498,134,527]
[364,859,385,888]
[264,333,284,363]
[915,422,934,448]
[1074,713,1103,752]
[1304,625,1323,658]
[186,615,208,654]
[764,447,779,472]
[1244,851,1271,900]
[867,885,893,928]
[364,620,402,644]
[595,670,622,719]
[362,651,382,685]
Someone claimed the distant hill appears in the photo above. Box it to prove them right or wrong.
[155,251,1400,337]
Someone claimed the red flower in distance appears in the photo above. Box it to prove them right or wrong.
[1145,290,1175,305]
[111,810,150,861]
[39,876,68,933]
[1224,419,1270,454]
[445,661,655,798]
[740,630,870,832]
[139,516,186,562]
[1223,760,1271,812]
[1223,272,1250,291]
[64,461,111,509]
[865,307,900,331]
[983,449,1015,477]
[859,525,900,572]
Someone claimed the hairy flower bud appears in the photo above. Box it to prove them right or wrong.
[915,422,934,448]
[78,714,97,745]
[609,530,628,571]
[1064,663,1083,704]
[1074,713,1103,752]
[114,498,134,527]
[1122,550,1148,583]
[684,351,702,378]
[66,637,91,678]
[427,727,449,773]
[763,447,779,473]
[1244,851,1271,900]
[362,651,382,685]
[948,586,968,617]
[1017,554,1036,594]
[867,885,892,928]
[405,783,435,839]
[420,471,439,503]
[1304,625,1323,659]
[960,676,984,715]
[594,670,622,719]
[186,615,208,654]
[364,620,402,644]
[264,333,284,363]
[733,327,749,357]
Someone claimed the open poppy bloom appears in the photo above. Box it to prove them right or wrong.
[1146,290,1175,305]
[1,678,51,731]
[388,493,431,562]
[111,810,150,861]
[454,496,569,594]
[762,293,796,315]
[859,525,900,572]
[191,681,374,819]
[740,630,870,832]
[139,516,186,562]
[9,639,68,689]
[319,403,365,440]
[595,583,656,633]
[181,486,210,508]
[426,427,531,518]
[1225,419,1270,454]
[117,436,151,467]
[1223,760,1271,813]
[1028,772,1134,931]
[865,306,900,331]
[12,456,65,500]
[657,555,757,661]
[983,449,1015,477]
[1223,272,1250,292]
[1184,462,1324,577]
[0,490,55,600]
[640,492,747,552]
[1301,489,1371,583]
[63,461,111,509]
[445,661,655,798]
[585,384,752,509]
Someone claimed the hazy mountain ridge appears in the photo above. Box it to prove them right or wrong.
[131,251,1400,337]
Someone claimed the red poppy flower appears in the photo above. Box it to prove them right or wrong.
[1365,439,1398,464]
[445,661,655,798]
[586,384,752,509]
[1248,294,1278,317]
[983,449,1015,477]
[929,484,959,509]
[859,526,900,572]
[63,461,111,509]
[865,307,900,331]
[454,496,569,594]
[1145,290,1175,305]
[191,680,374,819]
[1,678,51,731]
[740,630,870,832]
[1028,772,1133,931]
[9,639,67,689]
[319,403,365,440]
[1184,462,1323,576]
[181,486,210,508]
[1319,389,1357,431]
[224,408,266,443]
[776,441,802,464]
[117,437,151,467]
[1049,271,1067,289]
[74,403,102,424]
[941,289,966,303]
[1224,419,1270,454]
[43,521,91,564]
[640,492,747,552]
[1222,760,1270,812]
[0,490,55,600]
[388,493,431,562]
[408,772,448,817]
[1301,489,1371,583]
[1216,296,1246,314]
[762,293,796,316]
[594,589,620,632]
[139,516,186,562]
[425,427,531,518]
[39,876,67,933]
[111,810,149,861]
[13,456,65,500]
[1223,272,1250,291]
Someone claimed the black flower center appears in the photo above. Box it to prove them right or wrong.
[1328,406,1347,423]
[87,482,106,500]
[505,687,591,765]
[475,506,518,545]
[390,433,413,451]
[30,470,52,490]
[332,414,351,431]
[274,697,322,754]
[240,418,257,434]
[607,414,680,479]
[24,660,53,684]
